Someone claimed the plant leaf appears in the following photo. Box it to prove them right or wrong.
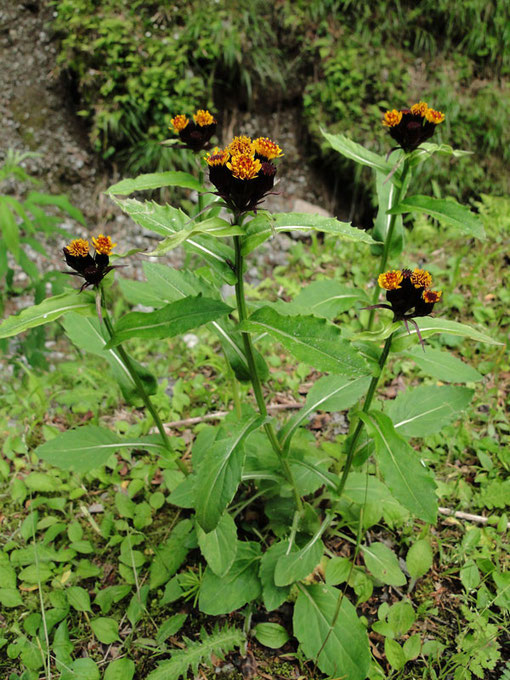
[387,385,474,437]
[291,280,370,319]
[35,425,166,473]
[361,543,406,587]
[106,171,205,195]
[240,307,369,376]
[402,347,483,383]
[0,291,95,339]
[105,296,232,347]
[146,217,244,256]
[372,170,404,258]
[360,411,437,523]
[259,541,292,611]
[194,407,265,532]
[196,513,238,577]
[199,542,261,615]
[321,128,394,175]
[253,623,290,649]
[274,533,324,587]
[279,375,370,450]
[294,583,370,680]
[0,200,20,261]
[388,195,485,239]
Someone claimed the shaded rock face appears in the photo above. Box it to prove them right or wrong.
[0,2,345,293]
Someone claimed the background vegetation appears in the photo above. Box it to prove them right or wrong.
[52,0,510,201]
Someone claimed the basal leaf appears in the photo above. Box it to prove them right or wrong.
[106,171,204,195]
[387,385,474,437]
[294,584,370,680]
[194,407,265,532]
[240,307,369,377]
[35,426,166,473]
[274,534,324,587]
[196,513,238,577]
[105,296,232,347]
[0,291,95,339]
[388,195,485,239]
[360,411,437,523]
[361,543,406,587]
[199,542,261,615]
[259,541,292,611]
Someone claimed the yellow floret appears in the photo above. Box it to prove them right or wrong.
[378,270,403,290]
[411,268,432,289]
[193,109,215,126]
[382,110,403,127]
[170,115,189,132]
[66,238,89,257]
[253,137,283,160]
[92,234,116,255]
[227,135,254,157]
[410,101,429,116]
[425,108,445,124]
[227,154,261,180]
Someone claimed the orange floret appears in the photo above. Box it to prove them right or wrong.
[382,110,403,127]
[411,268,432,289]
[170,115,189,132]
[425,108,445,124]
[205,147,229,166]
[378,270,404,290]
[227,135,254,156]
[193,109,215,127]
[92,234,116,255]
[65,238,89,257]
[410,101,429,116]
[227,154,261,180]
[423,289,442,303]
[253,137,283,160]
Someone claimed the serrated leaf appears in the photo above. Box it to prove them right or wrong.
[388,194,485,239]
[321,128,394,175]
[279,375,370,450]
[199,543,261,615]
[146,216,243,256]
[106,171,204,195]
[240,307,369,377]
[0,291,95,339]
[294,584,370,680]
[360,411,437,523]
[196,513,238,577]
[147,625,245,680]
[35,425,166,473]
[402,347,482,383]
[362,543,406,587]
[105,296,232,347]
[195,407,265,532]
[387,385,473,437]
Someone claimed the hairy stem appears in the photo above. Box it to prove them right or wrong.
[99,288,189,475]
[368,159,410,330]
[233,234,303,511]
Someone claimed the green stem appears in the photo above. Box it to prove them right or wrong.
[233,234,303,511]
[367,159,410,330]
[197,165,205,216]
[335,332,394,498]
[99,288,189,476]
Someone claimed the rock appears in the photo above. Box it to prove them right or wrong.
[292,198,332,217]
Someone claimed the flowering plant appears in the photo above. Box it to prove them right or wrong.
[0,104,498,680]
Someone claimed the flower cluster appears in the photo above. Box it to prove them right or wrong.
[206,135,283,213]
[170,109,217,152]
[63,235,117,290]
[377,267,442,320]
[382,101,445,152]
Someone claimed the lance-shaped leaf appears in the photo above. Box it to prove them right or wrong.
[402,347,482,383]
[0,291,95,339]
[356,318,500,348]
[321,128,394,176]
[105,296,232,347]
[408,142,472,167]
[240,306,369,377]
[62,314,157,404]
[194,407,265,532]
[279,375,370,450]
[388,195,485,239]
[291,280,370,319]
[106,171,205,195]
[371,170,404,258]
[242,211,376,255]
[146,217,244,256]
[359,411,437,523]
[35,426,167,473]
[294,584,370,680]
[386,385,474,437]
